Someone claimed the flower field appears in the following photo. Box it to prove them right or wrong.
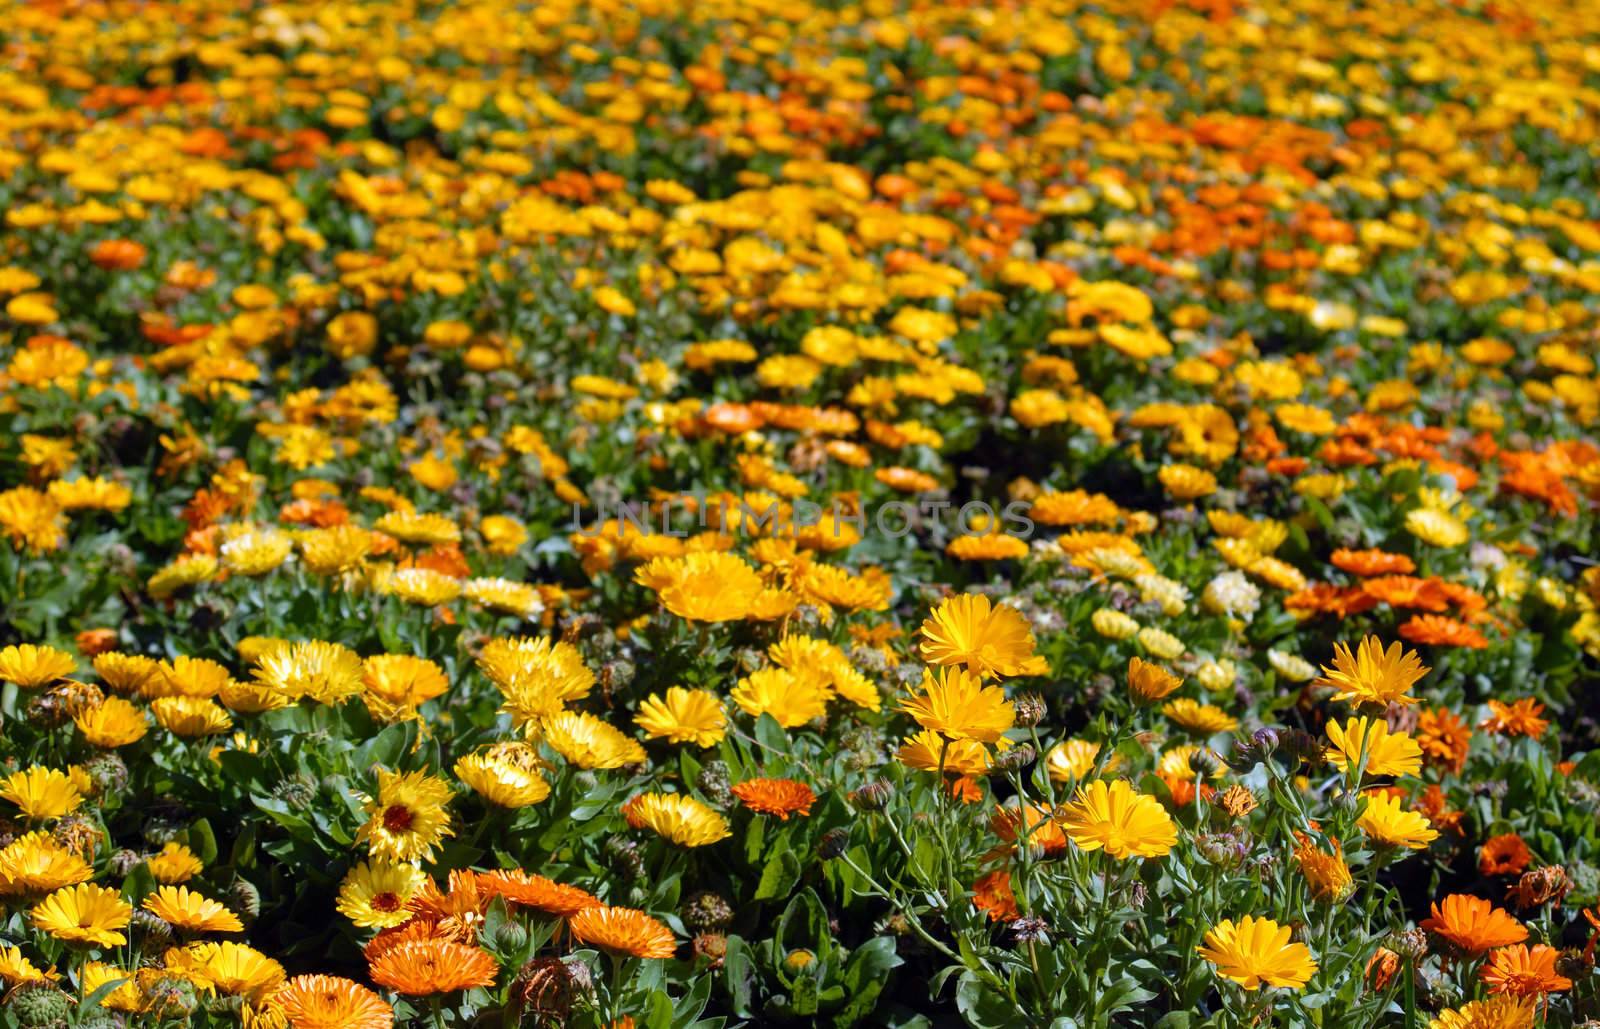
[3,0,1600,1025]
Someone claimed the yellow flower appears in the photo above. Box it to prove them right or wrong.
[152,697,234,738]
[640,552,765,623]
[1406,507,1469,547]
[0,944,59,986]
[362,654,449,721]
[1046,739,1109,783]
[540,711,646,769]
[335,860,427,929]
[142,885,244,933]
[1056,779,1177,860]
[1159,463,1217,500]
[0,766,84,821]
[1127,657,1183,705]
[899,666,1014,744]
[148,842,204,885]
[32,882,132,946]
[1091,608,1139,640]
[0,831,93,895]
[184,941,285,1002]
[1294,841,1353,903]
[1427,996,1537,1029]
[253,640,365,705]
[622,792,731,847]
[731,668,829,729]
[0,487,67,553]
[0,644,75,687]
[1358,793,1440,850]
[356,769,454,863]
[919,593,1045,679]
[634,687,727,747]
[1314,637,1428,708]
[73,696,149,748]
[1197,916,1317,990]
[455,749,551,808]
[1325,717,1422,779]
[1161,699,1239,734]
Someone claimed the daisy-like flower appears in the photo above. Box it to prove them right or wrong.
[1293,840,1353,902]
[455,748,551,808]
[0,943,58,986]
[368,939,498,995]
[31,882,132,946]
[142,885,244,933]
[1314,637,1429,708]
[362,654,449,721]
[1480,699,1549,738]
[1045,739,1108,783]
[356,769,454,862]
[0,765,84,821]
[336,860,428,929]
[568,904,677,959]
[183,941,285,1002]
[0,831,93,895]
[1056,779,1177,860]
[622,792,731,847]
[541,711,646,768]
[899,666,1014,743]
[0,644,75,687]
[634,687,726,747]
[1357,793,1439,850]
[1197,916,1317,990]
[72,696,149,748]
[476,870,600,918]
[1324,717,1423,779]
[1161,699,1238,734]
[730,778,816,819]
[253,640,365,705]
[896,731,1007,775]
[918,593,1045,679]
[730,668,829,729]
[1479,833,1533,877]
[271,974,393,1029]
[1127,657,1182,705]
[1420,894,1529,957]
[1427,996,1537,1029]
[1480,944,1571,1000]
[147,842,204,884]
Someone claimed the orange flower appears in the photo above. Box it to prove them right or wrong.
[1420,894,1528,957]
[1415,785,1465,835]
[1416,707,1472,773]
[1480,698,1549,738]
[272,974,392,1029]
[1398,614,1488,649]
[368,939,498,995]
[475,870,601,918]
[1480,944,1571,998]
[729,778,816,819]
[1361,576,1449,612]
[1330,549,1415,577]
[1127,657,1183,705]
[568,905,676,959]
[1479,834,1533,878]
[89,239,147,271]
[972,869,1018,923]
[1285,584,1378,619]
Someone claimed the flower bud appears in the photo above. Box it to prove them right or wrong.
[816,827,849,860]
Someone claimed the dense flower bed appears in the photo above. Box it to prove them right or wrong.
[2,0,1600,1025]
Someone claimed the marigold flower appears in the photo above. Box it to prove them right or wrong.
[1056,779,1177,860]
[569,904,676,959]
[1196,916,1317,990]
[730,778,816,819]
[1420,894,1528,957]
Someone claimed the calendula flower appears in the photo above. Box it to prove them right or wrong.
[899,666,1014,743]
[1294,840,1353,902]
[1479,944,1571,999]
[1162,699,1238,734]
[72,696,149,747]
[1056,779,1177,859]
[184,941,285,1001]
[272,974,393,1029]
[1479,834,1533,877]
[368,939,498,995]
[569,905,676,959]
[541,711,646,768]
[0,765,84,821]
[31,882,132,946]
[1420,894,1528,957]
[152,696,234,737]
[357,769,454,863]
[143,885,244,933]
[455,749,551,808]
[634,687,726,747]
[476,870,601,918]
[1358,793,1439,850]
[730,778,816,819]
[0,831,93,895]
[621,792,731,847]
[1426,996,1536,1029]
[336,861,428,929]
[1325,717,1423,779]
[1197,916,1317,990]
[1127,656,1182,705]
[730,668,829,729]
[1314,637,1428,708]
[148,842,204,884]
[0,644,75,687]
[918,594,1045,679]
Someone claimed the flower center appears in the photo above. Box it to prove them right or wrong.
[383,804,414,832]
